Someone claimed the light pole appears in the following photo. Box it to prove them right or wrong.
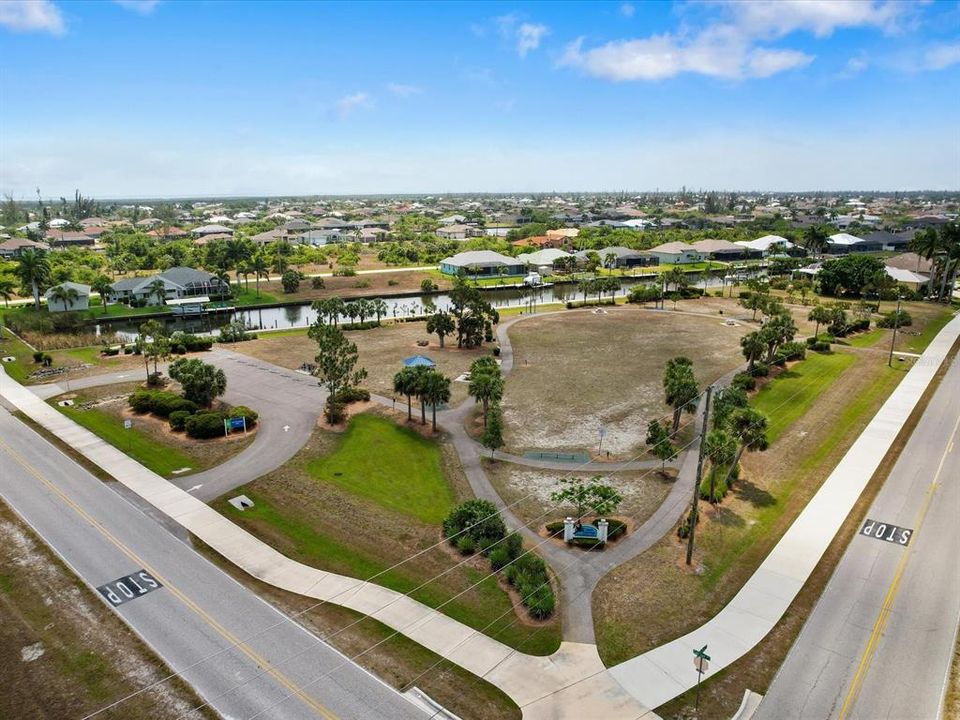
[887,294,902,368]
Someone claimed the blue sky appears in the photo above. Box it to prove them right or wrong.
[1,0,958,197]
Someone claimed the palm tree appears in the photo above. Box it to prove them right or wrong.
[728,407,769,470]
[15,249,50,311]
[420,370,451,432]
[807,304,832,340]
[146,278,167,306]
[393,366,425,422]
[665,266,687,293]
[91,275,113,314]
[214,267,231,296]
[48,284,79,311]
[468,368,503,426]
[740,332,765,372]
[704,429,737,503]
[251,253,270,298]
[0,276,15,308]
[372,298,388,325]
[803,225,830,257]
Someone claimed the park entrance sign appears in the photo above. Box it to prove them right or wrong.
[223,416,247,436]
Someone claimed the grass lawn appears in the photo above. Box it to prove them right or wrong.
[212,412,562,656]
[51,384,253,477]
[592,346,908,670]
[901,304,955,353]
[305,414,455,524]
[0,327,36,382]
[751,351,857,443]
[500,306,747,457]
[231,287,279,306]
[0,500,214,719]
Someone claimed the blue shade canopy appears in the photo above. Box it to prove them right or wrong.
[403,355,436,368]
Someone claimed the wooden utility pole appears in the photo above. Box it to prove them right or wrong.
[686,385,712,565]
[887,295,902,368]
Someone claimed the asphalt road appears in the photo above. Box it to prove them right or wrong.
[0,406,425,720]
[756,352,960,720]
[32,347,326,501]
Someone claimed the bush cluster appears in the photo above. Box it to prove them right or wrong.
[777,341,807,362]
[828,318,871,337]
[32,351,53,366]
[442,501,555,619]
[810,340,832,352]
[627,285,661,304]
[168,332,213,354]
[749,362,770,378]
[505,554,555,619]
[877,310,913,328]
[129,390,198,417]
[333,386,370,404]
[732,372,757,391]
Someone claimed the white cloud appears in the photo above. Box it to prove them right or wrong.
[0,0,65,35]
[113,0,160,14]
[517,23,548,57]
[335,92,373,119]
[924,43,960,71]
[747,47,814,78]
[386,83,423,98]
[560,26,812,81]
[620,3,635,19]
[727,0,907,39]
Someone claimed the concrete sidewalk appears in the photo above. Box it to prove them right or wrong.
[609,313,960,709]
[0,366,650,720]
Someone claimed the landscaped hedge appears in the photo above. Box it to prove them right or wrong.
[128,390,198,417]
[777,341,807,362]
[810,340,832,352]
[443,499,507,547]
[750,362,770,378]
[168,410,191,431]
[732,372,757,391]
[627,285,661,304]
[505,554,554,619]
[185,411,227,439]
[877,310,913,328]
[333,387,371,404]
[168,332,213,354]
[828,318,871,337]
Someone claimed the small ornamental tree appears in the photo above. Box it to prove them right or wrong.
[426,310,455,348]
[550,476,623,519]
[645,419,677,470]
[308,323,367,424]
[168,357,226,407]
[281,269,301,293]
[481,402,505,456]
[443,499,506,546]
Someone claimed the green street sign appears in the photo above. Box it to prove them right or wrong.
[693,644,711,661]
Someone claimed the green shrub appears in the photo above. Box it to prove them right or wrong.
[778,341,807,361]
[811,341,832,352]
[524,585,556,619]
[732,372,756,391]
[504,532,523,560]
[333,387,370,404]
[103,346,120,356]
[605,519,627,541]
[420,278,436,293]
[168,410,191,431]
[627,285,661,304]
[281,269,301,293]
[226,405,258,427]
[387,278,399,287]
[443,499,506,546]
[311,276,325,289]
[32,350,45,363]
[750,362,770,378]
[545,521,565,536]
[184,411,227,439]
[699,474,729,502]
[455,535,476,555]
[488,546,511,571]
[128,390,156,414]
[151,392,199,417]
[877,310,912,328]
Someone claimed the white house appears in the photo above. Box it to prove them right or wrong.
[735,235,795,256]
[109,267,229,305]
[439,250,525,277]
[45,282,91,313]
[647,242,705,265]
[516,248,574,271]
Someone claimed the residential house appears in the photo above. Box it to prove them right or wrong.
[0,237,45,259]
[44,282,91,312]
[691,239,745,260]
[192,224,234,237]
[735,235,796,257]
[884,252,933,275]
[47,230,95,249]
[825,233,870,254]
[436,224,483,240]
[647,242,705,265]
[439,250,525,277]
[511,235,564,250]
[109,267,229,305]
[546,228,579,240]
[516,248,574,271]
[438,214,466,225]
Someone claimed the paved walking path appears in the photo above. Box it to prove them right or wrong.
[0,366,652,720]
[609,313,960,710]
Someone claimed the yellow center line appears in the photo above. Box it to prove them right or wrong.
[0,436,338,720]
[837,411,960,720]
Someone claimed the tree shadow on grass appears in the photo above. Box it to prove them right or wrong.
[735,479,776,508]
[711,505,746,528]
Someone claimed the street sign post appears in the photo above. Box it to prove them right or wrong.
[693,644,711,714]
[223,416,248,437]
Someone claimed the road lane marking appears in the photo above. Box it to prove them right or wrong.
[838,411,960,719]
[0,437,338,720]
